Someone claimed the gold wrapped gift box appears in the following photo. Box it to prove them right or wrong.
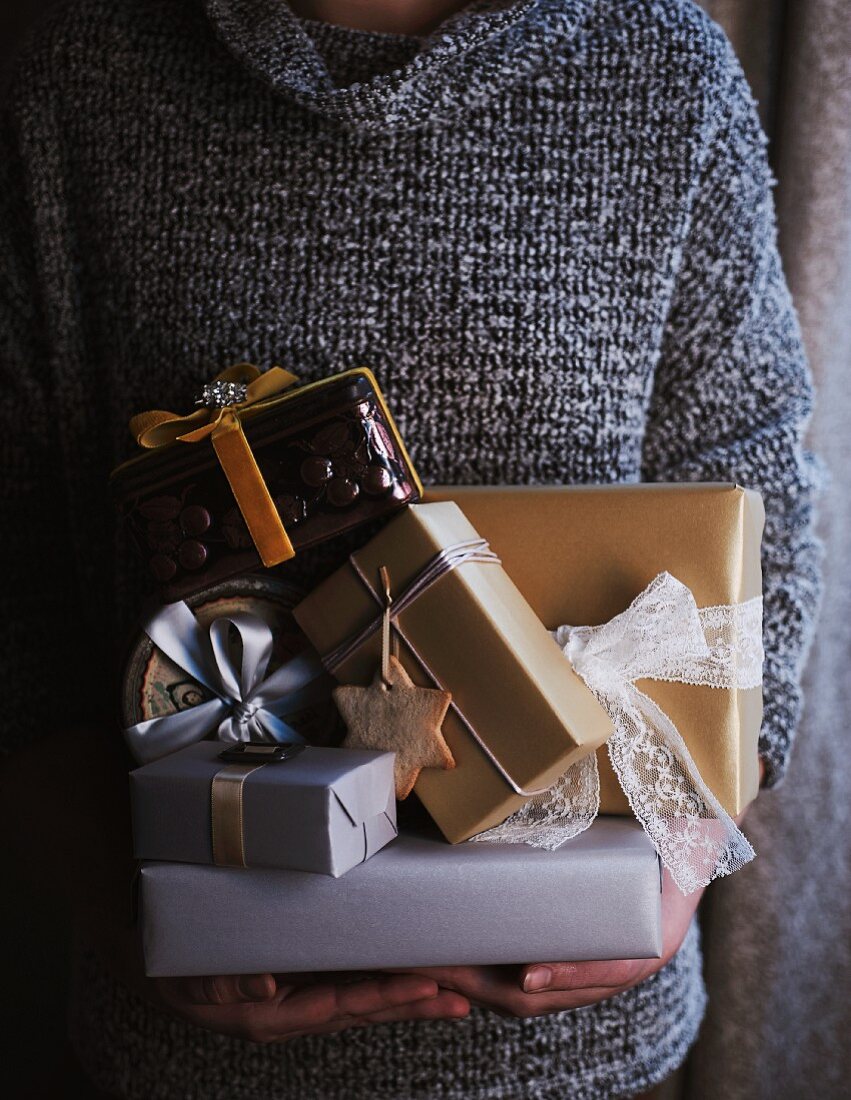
[294,502,614,843]
[427,483,764,817]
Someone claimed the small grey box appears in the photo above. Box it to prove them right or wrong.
[140,817,663,977]
[130,741,397,877]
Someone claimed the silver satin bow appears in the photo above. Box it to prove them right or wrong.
[474,572,763,895]
[125,600,329,764]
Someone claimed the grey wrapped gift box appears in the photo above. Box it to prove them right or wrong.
[130,741,397,877]
[140,817,662,977]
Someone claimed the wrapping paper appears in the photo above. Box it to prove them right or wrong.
[131,741,397,876]
[293,502,613,843]
[140,817,663,976]
[426,483,764,816]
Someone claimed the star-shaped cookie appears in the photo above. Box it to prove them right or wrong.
[333,655,454,799]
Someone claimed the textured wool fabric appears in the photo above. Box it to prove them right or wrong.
[689,2,850,1097]
[0,0,821,1097]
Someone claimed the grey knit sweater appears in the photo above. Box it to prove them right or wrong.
[1,0,821,1097]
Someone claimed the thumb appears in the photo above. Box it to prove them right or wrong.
[180,973,277,1005]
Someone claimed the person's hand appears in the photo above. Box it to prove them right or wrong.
[155,971,470,1042]
[400,865,702,1017]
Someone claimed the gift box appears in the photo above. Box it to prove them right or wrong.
[111,366,422,602]
[426,483,764,817]
[293,502,613,844]
[130,741,398,876]
[121,575,341,758]
[140,817,662,976]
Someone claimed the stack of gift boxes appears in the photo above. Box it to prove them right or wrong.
[113,365,764,978]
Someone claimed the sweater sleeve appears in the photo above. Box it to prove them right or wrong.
[640,53,823,790]
[0,108,92,755]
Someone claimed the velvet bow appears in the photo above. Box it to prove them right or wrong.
[129,364,300,566]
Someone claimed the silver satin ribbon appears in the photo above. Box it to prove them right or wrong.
[125,600,329,764]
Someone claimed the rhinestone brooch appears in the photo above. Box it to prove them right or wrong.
[196,380,249,408]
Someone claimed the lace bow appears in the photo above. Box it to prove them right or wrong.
[472,572,762,895]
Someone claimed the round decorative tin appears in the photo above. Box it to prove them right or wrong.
[121,575,341,747]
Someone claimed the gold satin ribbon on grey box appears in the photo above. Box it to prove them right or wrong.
[211,759,272,868]
[130,741,398,878]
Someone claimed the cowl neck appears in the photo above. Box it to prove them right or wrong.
[202,0,595,132]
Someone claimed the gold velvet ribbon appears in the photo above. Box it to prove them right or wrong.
[210,762,266,867]
[130,364,300,567]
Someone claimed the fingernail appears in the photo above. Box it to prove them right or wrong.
[238,974,274,1001]
[408,978,439,1000]
[523,966,552,993]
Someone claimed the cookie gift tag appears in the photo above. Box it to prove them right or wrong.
[333,567,454,799]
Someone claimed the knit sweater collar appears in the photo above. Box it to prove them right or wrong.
[202,0,593,132]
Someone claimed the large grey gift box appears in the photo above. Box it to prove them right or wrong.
[140,817,662,976]
[130,741,397,877]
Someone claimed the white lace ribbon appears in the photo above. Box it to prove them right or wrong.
[471,572,762,895]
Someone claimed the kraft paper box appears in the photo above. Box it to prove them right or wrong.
[293,502,613,844]
[130,742,398,877]
[427,483,764,816]
[140,818,662,976]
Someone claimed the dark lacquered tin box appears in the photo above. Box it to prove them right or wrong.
[111,368,422,602]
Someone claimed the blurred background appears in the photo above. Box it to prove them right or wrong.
[1,1,849,1097]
